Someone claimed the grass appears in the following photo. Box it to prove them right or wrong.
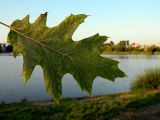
[131,67,160,91]
[0,89,160,120]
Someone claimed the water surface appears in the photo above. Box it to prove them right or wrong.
[0,54,160,103]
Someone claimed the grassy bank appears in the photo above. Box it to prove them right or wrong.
[1,89,160,120]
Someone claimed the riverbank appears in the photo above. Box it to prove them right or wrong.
[1,89,160,120]
[102,51,160,55]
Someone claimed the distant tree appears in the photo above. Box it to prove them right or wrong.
[146,45,159,53]
[110,41,114,45]
[99,42,115,53]
[6,44,13,52]
[0,44,1,53]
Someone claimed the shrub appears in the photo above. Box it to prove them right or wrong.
[21,97,28,103]
[131,67,160,91]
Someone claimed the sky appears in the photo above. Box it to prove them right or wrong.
[0,0,160,44]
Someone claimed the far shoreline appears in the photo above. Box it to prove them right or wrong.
[1,52,160,56]
[102,51,160,55]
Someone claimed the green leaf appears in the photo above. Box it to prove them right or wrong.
[7,13,125,101]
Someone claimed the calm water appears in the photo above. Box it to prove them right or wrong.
[0,54,160,103]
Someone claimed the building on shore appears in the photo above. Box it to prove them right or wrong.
[130,43,141,48]
[118,40,130,48]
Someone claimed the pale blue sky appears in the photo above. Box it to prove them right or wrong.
[0,0,160,44]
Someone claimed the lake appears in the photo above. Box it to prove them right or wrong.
[0,54,160,103]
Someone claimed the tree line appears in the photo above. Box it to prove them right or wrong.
[100,41,160,54]
[0,43,13,53]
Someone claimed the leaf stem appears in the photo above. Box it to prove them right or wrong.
[0,21,41,44]
[0,22,10,28]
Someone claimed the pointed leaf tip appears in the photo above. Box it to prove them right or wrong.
[33,13,47,28]
[22,15,29,23]
[44,12,48,16]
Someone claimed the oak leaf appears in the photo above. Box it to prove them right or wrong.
[7,13,125,101]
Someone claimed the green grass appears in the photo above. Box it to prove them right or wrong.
[131,67,160,91]
[0,90,160,120]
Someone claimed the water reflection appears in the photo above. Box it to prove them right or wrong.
[102,54,160,59]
